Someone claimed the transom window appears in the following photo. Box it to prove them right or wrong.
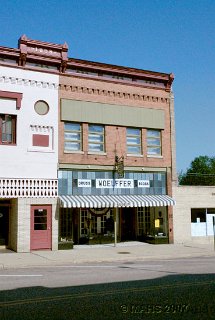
[147,129,161,156]
[88,124,105,152]
[64,122,82,151]
[0,114,16,145]
[126,128,141,154]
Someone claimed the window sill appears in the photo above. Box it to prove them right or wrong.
[87,151,107,156]
[64,150,84,154]
[28,147,54,153]
[127,154,143,157]
[147,155,163,158]
[0,143,16,146]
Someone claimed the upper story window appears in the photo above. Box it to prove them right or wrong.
[64,122,82,152]
[0,114,16,145]
[147,129,162,156]
[126,128,141,154]
[88,124,105,152]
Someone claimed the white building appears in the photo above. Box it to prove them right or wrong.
[0,36,64,252]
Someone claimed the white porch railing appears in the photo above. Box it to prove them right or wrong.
[0,178,58,198]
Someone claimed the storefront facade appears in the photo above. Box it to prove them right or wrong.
[58,169,175,244]
[58,56,177,245]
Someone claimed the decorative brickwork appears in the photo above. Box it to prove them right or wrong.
[59,84,169,104]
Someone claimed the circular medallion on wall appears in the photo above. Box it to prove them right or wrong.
[34,100,49,115]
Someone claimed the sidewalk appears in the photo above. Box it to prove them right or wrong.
[0,242,214,269]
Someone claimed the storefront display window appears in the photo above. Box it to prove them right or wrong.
[137,207,168,243]
[79,209,114,244]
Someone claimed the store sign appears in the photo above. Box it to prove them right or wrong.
[96,179,134,189]
[78,179,92,188]
[77,179,150,189]
[138,180,150,188]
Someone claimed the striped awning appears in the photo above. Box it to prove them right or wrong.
[59,194,176,208]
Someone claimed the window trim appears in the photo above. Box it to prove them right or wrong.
[0,91,23,109]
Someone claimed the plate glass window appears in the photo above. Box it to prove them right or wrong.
[0,114,16,144]
[126,128,141,154]
[88,124,105,152]
[147,129,161,156]
[64,123,82,151]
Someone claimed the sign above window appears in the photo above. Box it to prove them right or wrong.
[78,179,91,188]
[77,179,150,189]
[137,180,150,188]
[96,179,134,189]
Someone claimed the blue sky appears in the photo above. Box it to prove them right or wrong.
[0,0,214,173]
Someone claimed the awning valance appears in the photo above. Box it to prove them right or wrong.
[59,194,176,208]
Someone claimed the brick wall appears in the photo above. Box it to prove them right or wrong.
[59,75,173,169]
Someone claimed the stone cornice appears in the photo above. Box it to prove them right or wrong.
[67,58,172,83]
[59,84,170,104]
[0,36,174,91]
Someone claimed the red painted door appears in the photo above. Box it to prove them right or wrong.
[30,205,52,250]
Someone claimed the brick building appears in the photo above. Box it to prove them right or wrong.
[58,45,176,245]
[0,36,176,251]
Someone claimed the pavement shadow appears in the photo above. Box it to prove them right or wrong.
[0,273,215,320]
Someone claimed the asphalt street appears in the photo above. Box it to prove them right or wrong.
[0,256,215,320]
